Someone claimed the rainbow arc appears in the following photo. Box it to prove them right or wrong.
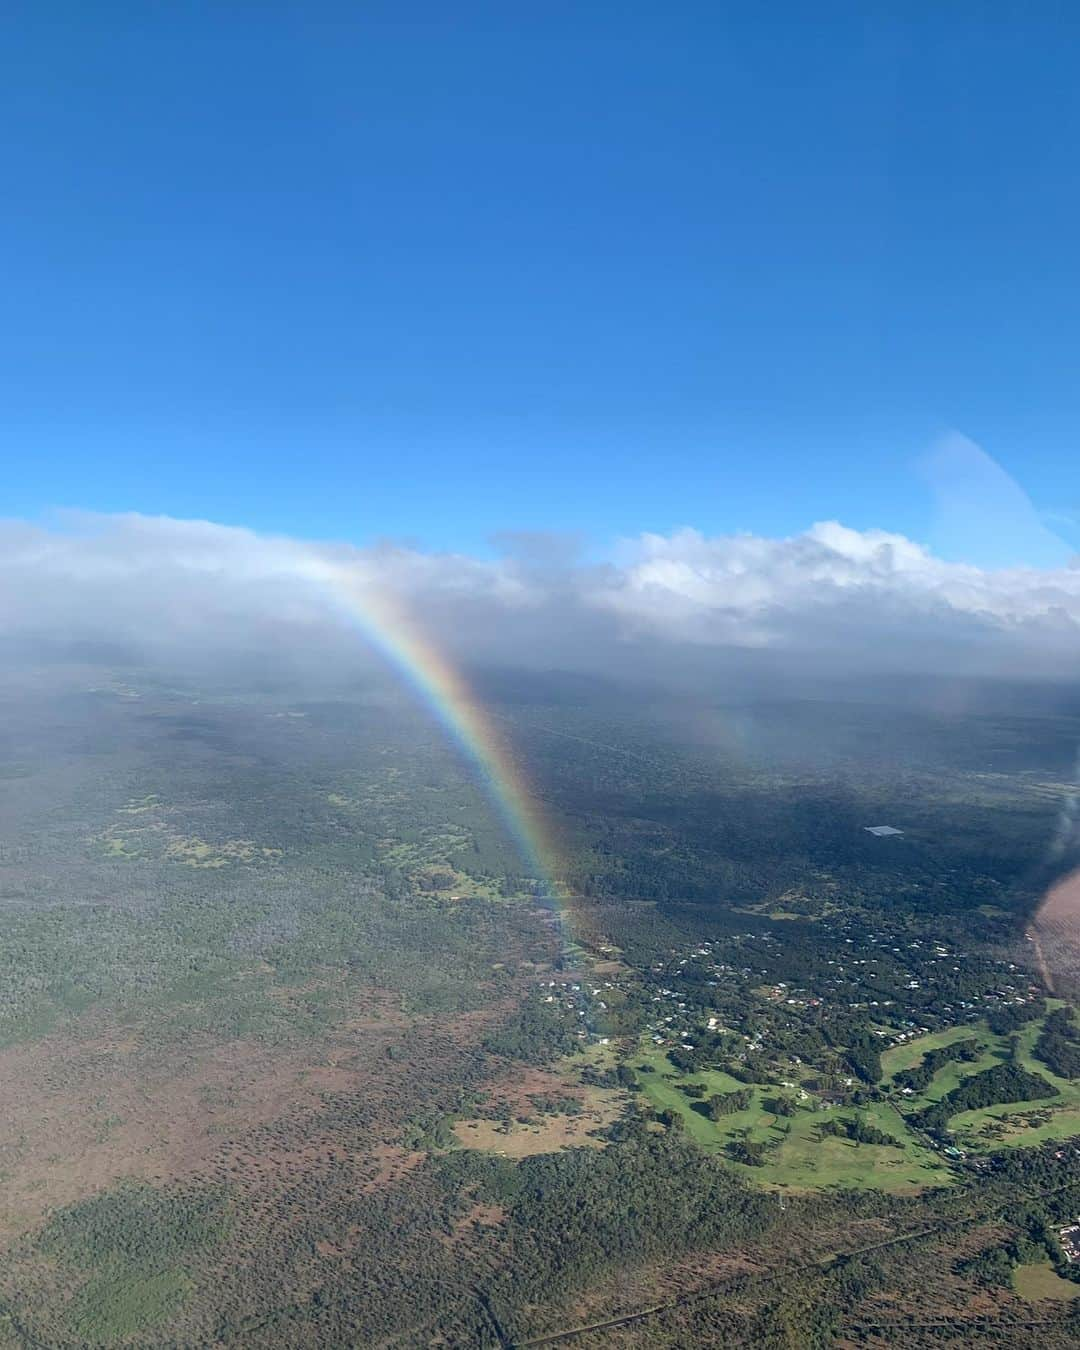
[306,559,572,930]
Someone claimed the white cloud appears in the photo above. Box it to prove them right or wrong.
[592,520,1080,673]
[2,507,1080,686]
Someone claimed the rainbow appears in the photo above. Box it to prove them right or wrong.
[303,558,572,932]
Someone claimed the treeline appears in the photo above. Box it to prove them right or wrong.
[819,1114,901,1147]
[582,1062,638,1091]
[960,1193,1080,1291]
[483,993,582,1065]
[38,1180,231,1271]
[841,1029,883,1085]
[1035,1005,1080,1079]
[726,1139,769,1166]
[552,735,1043,920]
[703,1089,754,1119]
[893,1037,980,1093]
[721,1057,775,1084]
[916,1063,1056,1133]
[441,1131,778,1329]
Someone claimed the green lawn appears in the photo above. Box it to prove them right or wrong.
[746,1101,951,1192]
[917,1044,1008,1102]
[637,1002,1080,1189]
[1015,1003,1073,1083]
[636,1046,952,1191]
[957,1105,1080,1150]
[886,1003,1080,1151]
[1013,1261,1080,1302]
[636,1048,753,1149]
[880,1024,981,1080]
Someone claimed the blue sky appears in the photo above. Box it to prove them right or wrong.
[3,4,1079,561]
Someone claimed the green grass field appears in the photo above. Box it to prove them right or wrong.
[886,1003,1080,1150]
[635,1047,952,1191]
[637,1003,1080,1189]
[1013,1261,1080,1302]
[879,1025,980,1080]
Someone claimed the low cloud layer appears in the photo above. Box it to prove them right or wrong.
[3,507,1080,689]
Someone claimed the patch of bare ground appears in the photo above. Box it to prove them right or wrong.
[358,1142,427,1195]
[453,1062,625,1157]
[848,1225,1020,1329]
[453,1112,608,1157]
[0,993,507,1242]
[855,1284,1019,1326]
[0,1033,359,1234]
[453,1199,506,1235]
[582,1249,763,1318]
[483,1062,621,1117]
[515,1217,1021,1348]
[520,1214,900,1344]
[836,1286,1028,1350]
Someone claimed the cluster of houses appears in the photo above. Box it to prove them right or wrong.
[1060,1221,1080,1263]
[539,976,617,1045]
[631,924,1044,1098]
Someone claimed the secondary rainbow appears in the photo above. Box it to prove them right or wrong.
[304,558,570,922]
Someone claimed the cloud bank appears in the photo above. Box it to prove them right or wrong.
[3,508,1080,688]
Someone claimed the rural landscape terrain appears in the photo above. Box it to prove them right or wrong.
[6,4,1079,1347]
[3,664,1080,1347]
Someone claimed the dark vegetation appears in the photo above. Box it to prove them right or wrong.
[39,1182,231,1270]
[703,1089,753,1118]
[843,1030,884,1085]
[483,993,583,1065]
[1037,1006,1080,1080]
[819,1114,902,1147]
[989,997,1048,1035]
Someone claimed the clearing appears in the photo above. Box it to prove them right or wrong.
[452,1060,624,1158]
[1013,1261,1080,1302]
